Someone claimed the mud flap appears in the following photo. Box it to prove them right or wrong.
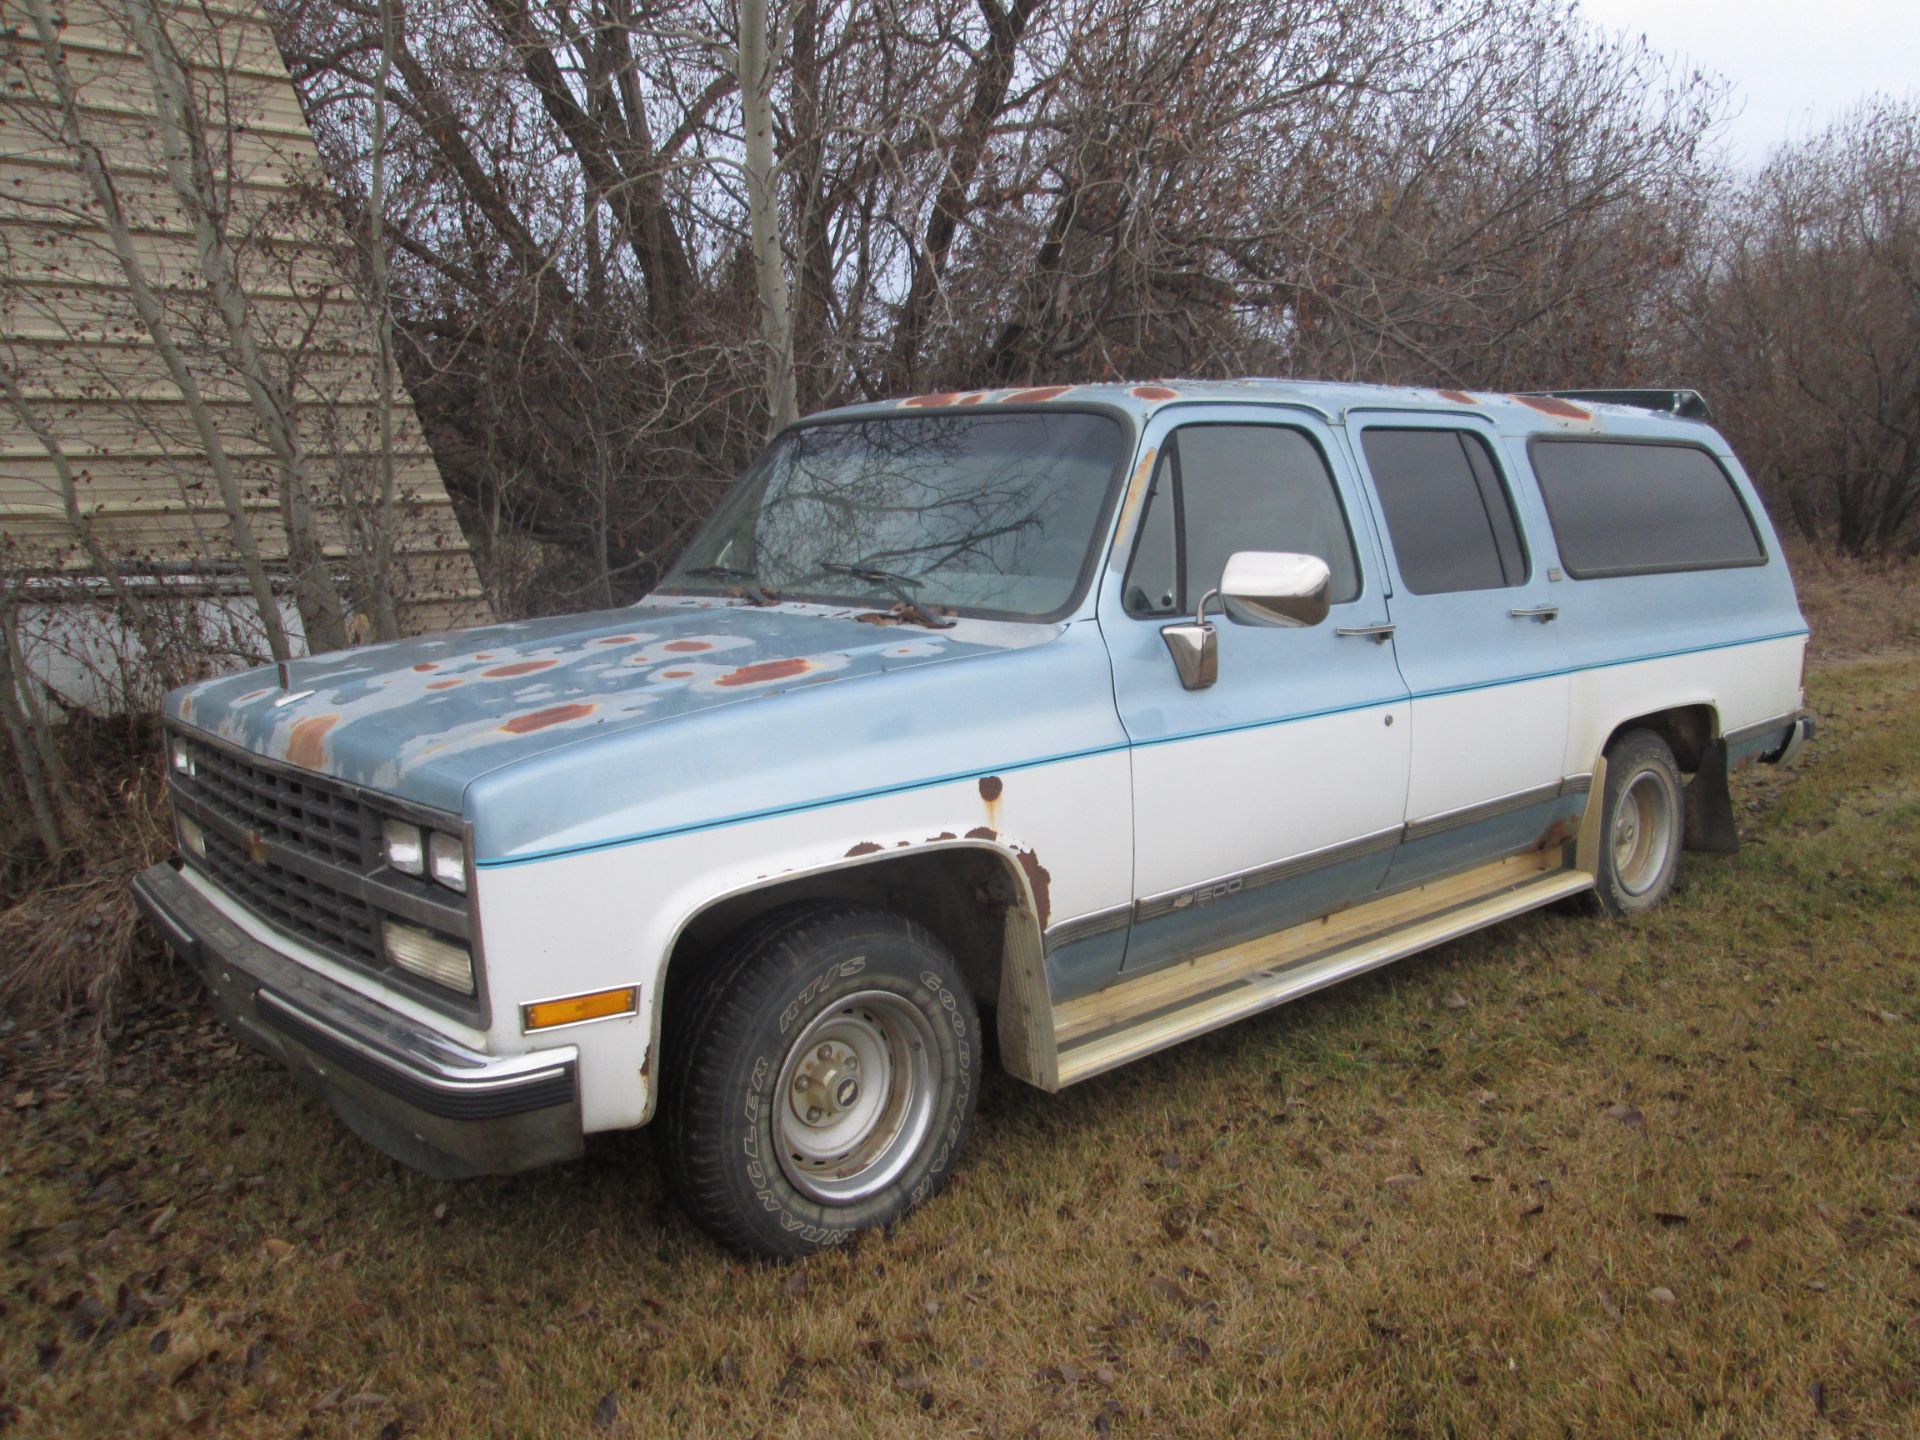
[1682,738,1740,855]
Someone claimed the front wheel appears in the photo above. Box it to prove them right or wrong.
[659,903,980,1258]
[1593,728,1685,915]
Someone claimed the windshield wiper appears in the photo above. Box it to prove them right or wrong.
[819,561,954,629]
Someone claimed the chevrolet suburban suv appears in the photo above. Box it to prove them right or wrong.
[134,380,1814,1256]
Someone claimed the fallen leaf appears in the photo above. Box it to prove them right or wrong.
[1603,1103,1646,1130]
[1647,1286,1677,1306]
[592,1390,618,1429]
[1442,992,1470,1009]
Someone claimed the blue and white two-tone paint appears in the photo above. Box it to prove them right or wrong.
[137,378,1813,1231]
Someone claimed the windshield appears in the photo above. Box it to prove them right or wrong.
[660,410,1131,620]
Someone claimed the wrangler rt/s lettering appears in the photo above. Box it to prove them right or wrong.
[134,380,1813,1256]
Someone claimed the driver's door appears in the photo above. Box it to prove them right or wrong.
[1099,408,1412,974]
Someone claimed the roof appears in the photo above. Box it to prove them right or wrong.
[813,379,1716,436]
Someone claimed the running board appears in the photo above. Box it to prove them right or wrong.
[1051,852,1593,1089]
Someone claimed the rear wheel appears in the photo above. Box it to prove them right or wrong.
[659,902,979,1258]
[1593,728,1685,915]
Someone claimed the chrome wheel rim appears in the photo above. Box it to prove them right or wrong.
[1612,770,1676,896]
[773,989,937,1204]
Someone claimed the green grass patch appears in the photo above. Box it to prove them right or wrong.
[3,657,1918,1437]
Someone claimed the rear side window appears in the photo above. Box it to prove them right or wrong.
[1123,424,1361,616]
[1361,429,1528,593]
[1529,440,1764,578]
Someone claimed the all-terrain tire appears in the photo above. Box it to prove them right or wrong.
[659,902,980,1258]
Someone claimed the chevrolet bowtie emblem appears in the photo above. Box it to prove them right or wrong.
[244,829,271,865]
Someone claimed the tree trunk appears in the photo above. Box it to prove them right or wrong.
[739,0,798,435]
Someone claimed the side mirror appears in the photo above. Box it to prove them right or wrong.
[1219,551,1331,628]
[1159,551,1332,691]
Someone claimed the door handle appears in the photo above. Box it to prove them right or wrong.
[1509,605,1559,623]
[1335,623,1396,643]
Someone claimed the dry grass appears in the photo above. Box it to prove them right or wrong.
[1785,538,1920,662]
[2,654,1917,1437]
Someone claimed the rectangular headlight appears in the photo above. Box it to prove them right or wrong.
[382,819,424,876]
[177,814,206,860]
[427,831,467,893]
[169,737,195,776]
[381,919,474,994]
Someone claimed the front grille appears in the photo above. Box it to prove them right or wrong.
[165,726,478,1017]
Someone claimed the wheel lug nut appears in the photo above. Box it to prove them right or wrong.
[806,1107,823,1124]
[844,1056,858,1071]
[818,1044,834,1061]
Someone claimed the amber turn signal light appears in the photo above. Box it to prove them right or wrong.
[521,986,638,1032]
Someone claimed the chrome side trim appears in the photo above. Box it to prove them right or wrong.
[1043,904,1132,955]
[1401,780,1568,844]
[1560,773,1593,797]
[1133,826,1402,926]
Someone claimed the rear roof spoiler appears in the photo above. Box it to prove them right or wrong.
[1523,388,1713,422]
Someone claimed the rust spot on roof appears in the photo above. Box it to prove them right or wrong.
[846,841,883,857]
[659,669,693,679]
[286,714,339,770]
[1005,385,1073,403]
[234,688,271,703]
[598,635,640,645]
[664,640,712,653]
[1514,394,1591,420]
[179,695,195,721]
[1131,385,1178,402]
[474,652,496,661]
[412,662,438,672]
[715,657,812,687]
[978,775,1003,802]
[1437,389,1477,405]
[902,392,963,408]
[1015,846,1053,928]
[426,679,464,690]
[501,702,596,734]
[482,659,558,678]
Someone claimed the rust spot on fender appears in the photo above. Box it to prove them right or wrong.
[846,841,883,857]
[715,657,811,687]
[285,714,339,770]
[412,662,438,672]
[1533,817,1579,852]
[1131,384,1178,402]
[482,659,558,678]
[501,702,595,734]
[1015,847,1053,928]
[1437,389,1477,405]
[1005,385,1073,403]
[427,679,464,690]
[965,825,997,841]
[978,775,1003,802]
[664,640,712,653]
[928,831,957,842]
[1514,394,1591,420]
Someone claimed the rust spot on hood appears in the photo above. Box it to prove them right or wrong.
[1437,389,1477,405]
[978,775,1003,802]
[846,841,883,857]
[715,657,812,687]
[664,640,712,653]
[1005,385,1073,403]
[473,652,496,661]
[1515,394,1591,420]
[234,688,271,703]
[412,662,438,672]
[1015,847,1053,927]
[286,714,339,770]
[598,634,640,645]
[501,702,596,734]
[482,659,558,678]
[659,669,693,679]
[1131,384,1178,401]
[427,678,464,690]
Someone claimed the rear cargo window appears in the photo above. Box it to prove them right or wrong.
[1361,428,1528,593]
[1528,440,1764,578]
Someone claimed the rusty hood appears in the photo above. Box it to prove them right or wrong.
[164,599,1043,815]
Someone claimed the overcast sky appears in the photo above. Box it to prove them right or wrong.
[1576,0,1920,167]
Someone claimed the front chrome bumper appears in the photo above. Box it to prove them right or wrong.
[132,862,582,1179]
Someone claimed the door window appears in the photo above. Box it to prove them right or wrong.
[1361,428,1528,594]
[1123,425,1361,617]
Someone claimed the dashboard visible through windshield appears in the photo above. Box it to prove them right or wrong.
[660,410,1132,621]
